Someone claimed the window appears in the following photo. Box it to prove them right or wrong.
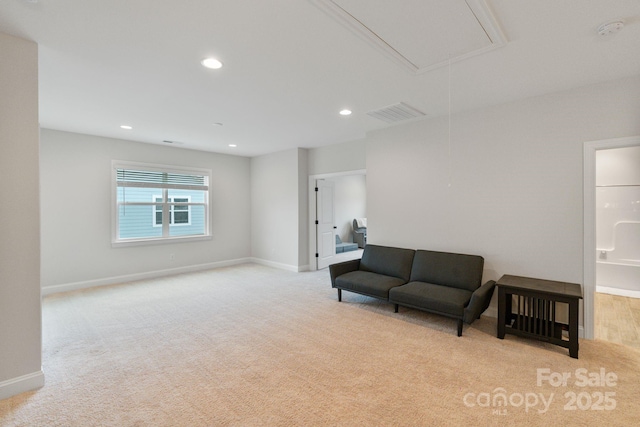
[113,161,210,246]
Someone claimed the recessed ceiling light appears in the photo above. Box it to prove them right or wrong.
[228,144,237,148]
[120,125,133,130]
[339,109,352,116]
[201,58,223,69]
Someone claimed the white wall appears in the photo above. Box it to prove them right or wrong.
[40,129,252,291]
[297,149,309,266]
[596,146,640,186]
[366,75,640,286]
[308,138,366,176]
[0,33,44,399]
[330,174,366,242]
[251,148,308,271]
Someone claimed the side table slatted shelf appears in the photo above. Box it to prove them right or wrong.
[496,275,583,359]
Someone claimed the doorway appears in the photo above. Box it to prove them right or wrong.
[308,170,366,271]
[584,136,640,343]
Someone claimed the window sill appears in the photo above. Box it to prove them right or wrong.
[112,234,212,248]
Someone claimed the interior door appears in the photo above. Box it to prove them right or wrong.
[316,179,336,269]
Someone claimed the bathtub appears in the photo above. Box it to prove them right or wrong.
[596,260,640,298]
[596,222,640,298]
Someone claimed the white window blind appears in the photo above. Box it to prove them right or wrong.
[116,168,208,191]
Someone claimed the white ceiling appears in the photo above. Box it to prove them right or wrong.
[1,0,639,157]
[315,0,506,73]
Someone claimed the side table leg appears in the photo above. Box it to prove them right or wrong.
[569,298,579,359]
[497,287,506,339]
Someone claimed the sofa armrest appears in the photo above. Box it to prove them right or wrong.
[463,280,496,324]
[329,259,361,287]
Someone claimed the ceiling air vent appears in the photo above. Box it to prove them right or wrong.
[366,102,426,124]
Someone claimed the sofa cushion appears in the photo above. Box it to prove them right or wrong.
[335,235,358,253]
[389,282,473,317]
[335,271,407,299]
[359,244,415,282]
[336,242,358,253]
[343,242,359,252]
[409,250,483,292]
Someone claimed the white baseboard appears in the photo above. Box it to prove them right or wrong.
[596,285,640,299]
[298,264,310,272]
[250,257,307,272]
[41,258,253,296]
[0,370,44,400]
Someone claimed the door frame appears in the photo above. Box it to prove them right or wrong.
[308,169,366,271]
[583,135,640,339]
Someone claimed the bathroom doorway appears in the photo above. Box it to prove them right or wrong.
[594,145,640,349]
[584,136,640,347]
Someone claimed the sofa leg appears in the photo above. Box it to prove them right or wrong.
[338,289,342,302]
[457,319,463,337]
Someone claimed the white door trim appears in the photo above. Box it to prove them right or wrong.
[308,169,366,271]
[583,135,640,339]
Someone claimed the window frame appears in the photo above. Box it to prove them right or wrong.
[112,160,211,247]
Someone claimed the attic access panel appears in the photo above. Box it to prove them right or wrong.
[313,0,506,74]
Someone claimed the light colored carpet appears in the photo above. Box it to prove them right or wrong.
[1,264,639,426]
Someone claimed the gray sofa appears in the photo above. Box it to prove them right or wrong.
[335,235,358,253]
[329,244,496,336]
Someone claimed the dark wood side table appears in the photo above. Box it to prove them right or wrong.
[497,275,583,358]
